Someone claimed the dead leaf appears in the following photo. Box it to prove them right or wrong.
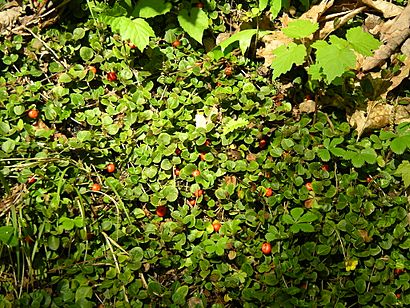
[319,7,366,39]
[383,58,410,98]
[300,0,334,23]
[224,176,237,186]
[0,3,21,33]
[361,0,403,18]
[364,13,384,35]
[362,4,410,72]
[401,38,410,56]
[246,153,257,161]
[299,99,316,113]
[358,229,373,243]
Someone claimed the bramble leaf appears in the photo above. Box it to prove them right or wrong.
[178,8,209,44]
[270,0,282,19]
[218,29,270,55]
[132,0,172,18]
[312,37,356,83]
[395,161,410,188]
[282,19,319,39]
[346,27,381,56]
[271,43,306,78]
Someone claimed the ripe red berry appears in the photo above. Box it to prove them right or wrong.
[188,199,196,206]
[366,177,373,183]
[262,242,272,255]
[213,221,221,232]
[106,163,115,173]
[195,2,204,8]
[172,40,181,48]
[321,164,329,171]
[128,42,137,49]
[264,187,273,197]
[27,176,36,184]
[192,169,200,177]
[175,148,182,155]
[156,206,167,217]
[224,66,232,76]
[174,168,180,176]
[305,182,313,191]
[91,183,101,191]
[259,139,267,149]
[205,139,211,146]
[28,109,39,119]
[107,71,117,81]
[394,268,405,275]
[194,189,203,198]
[199,152,206,161]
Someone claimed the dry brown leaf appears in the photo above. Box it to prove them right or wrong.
[300,0,334,23]
[361,0,403,18]
[364,13,384,35]
[0,4,21,33]
[299,99,316,113]
[348,101,410,138]
[401,38,410,56]
[319,7,366,39]
[383,58,410,98]
[362,4,410,72]
[358,229,373,243]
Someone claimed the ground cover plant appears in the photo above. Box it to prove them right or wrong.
[0,0,410,307]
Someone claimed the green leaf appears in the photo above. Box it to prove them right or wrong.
[1,139,15,153]
[361,147,377,164]
[259,0,269,11]
[178,8,209,44]
[75,286,93,301]
[132,0,172,18]
[219,29,270,56]
[271,43,306,79]
[298,223,315,232]
[282,20,319,39]
[58,73,72,83]
[346,27,380,56]
[223,117,249,135]
[0,226,18,247]
[390,136,408,154]
[158,132,171,145]
[109,17,155,51]
[355,278,367,294]
[172,285,189,305]
[395,161,410,188]
[79,47,94,61]
[316,244,331,255]
[48,236,60,251]
[290,208,304,221]
[299,212,318,223]
[317,148,330,161]
[163,185,179,202]
[312,38,356,83]
[269,0,282,19]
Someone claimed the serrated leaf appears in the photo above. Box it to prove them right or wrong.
[346,27,380,56]
[271,43,306,78]
[282,20,319,39]
[178,8,209,44]
[290,208,304,221]
[132,0,172,18]
[222,117,249,135]
[395,161,410,188]
[312,38,356,83]
[307,63,322,80]
[109,17,155,51]
[361,147,377,164]
[299,212,318,223]
[390,136,408,154]
[219,29,270,55]
[270,0,282,19]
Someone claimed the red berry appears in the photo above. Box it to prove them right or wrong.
[195,2,204,8]
[305,182,313,191]
[107,71,117,81]
[262,242,272,255]
[396,293,401,299]
[175,148,182,155]
[27,176,36,184]
[224,66,232,76]
[321,164,329,171]
[259,139,267,149]
[156,206,167,217]
[192,170,200,177]
[264,187,273,197]
[106,163,115,173]
[128,42,136,49]
[28,109,39,119]
[91,183,101,191]
[205,139,211,146]
[194,189,203,198]
[188,199,196,206]
[394,268,405,275]
[366,177,373,183]
[174,168,180,176]
[212,221,221,232]
[199,152,206,161]
[172,40,181,48]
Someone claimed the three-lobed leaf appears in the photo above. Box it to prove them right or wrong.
[271,43,306,78]
[346,27,381,56]
[132,0,172,18]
